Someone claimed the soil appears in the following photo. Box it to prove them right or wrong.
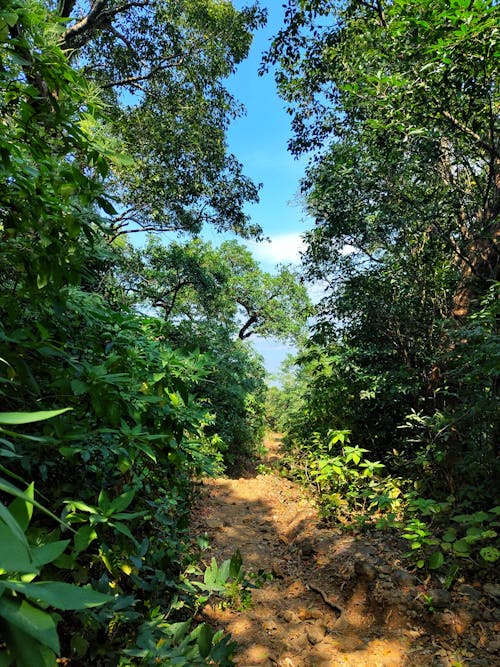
[191,434,500,667]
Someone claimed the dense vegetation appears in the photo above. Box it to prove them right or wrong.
[0,1,309,664]
[266,0,499,576]
[0,0,498,664]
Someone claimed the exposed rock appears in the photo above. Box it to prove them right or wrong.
[262,618,278,633]
[486,638,500,653]
[393,569,416,587]
[297,606,323,620]
[483,582,500,599]
[295,538,316,557]
[306,625,326,645]
[457,584,483,601]
[281,609,300,624]
[354,559,378,581]
[427,588,452,610]
[271,561,285,578]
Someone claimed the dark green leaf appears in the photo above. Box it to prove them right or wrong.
[0,581,112,610]
[0,596,59,652]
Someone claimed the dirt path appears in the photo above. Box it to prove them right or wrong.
[191,434,499,667]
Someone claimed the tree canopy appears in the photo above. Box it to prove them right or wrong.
[1,0,499,663]
[58,0,267,239]
[265,0,499,561]
[113,236,311,342]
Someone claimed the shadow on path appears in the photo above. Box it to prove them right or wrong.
[191,434,488,667]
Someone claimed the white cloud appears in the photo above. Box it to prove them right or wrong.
[246,232,306,266]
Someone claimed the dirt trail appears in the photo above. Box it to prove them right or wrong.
[191,434,499,667]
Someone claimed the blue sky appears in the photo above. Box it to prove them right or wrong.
[204,2,311,265]
[131,2,317,378]
[203,2,316,378]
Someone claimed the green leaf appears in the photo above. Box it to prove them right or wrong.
[0,523,34,573]
[0,502,29,548]
[109,488,136,513]
[229,549,243,578]
[441,527,457,543]
[3,624,57,667]
[171,620,191,643]
[217,558,231,584]
[197,623,214,658]
[0,11,19,27]
[110,521,138,543]
[111,510,146,521]
[0,479,70,530]
[466,526,483,539]
[8,483,34,531]
[428,551,445,569]
[0,596,59,653]
[70,379,88,396]
[0,409,71,425]
[65,500,97,515]
[452,539,471,556]
[452,511,491,525]
[0,581,112,610]
[95,196,117,216]
[479,546,500,563]
[36,273,49,290]
[97,489,110,512]
[0,651,13,667]
[69,633,89,658]
[31,541,70,568]
[74,525,98,554]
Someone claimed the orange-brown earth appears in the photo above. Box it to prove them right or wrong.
[191,434,500,667]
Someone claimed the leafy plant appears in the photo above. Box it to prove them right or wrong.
[282,429,404,524]
[0,411,113,665]
[401,499,499,572]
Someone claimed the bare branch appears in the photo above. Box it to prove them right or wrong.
[99,55,185,89]
[238,313,259,339]
[108,25,136,53]
[62,0,150,49]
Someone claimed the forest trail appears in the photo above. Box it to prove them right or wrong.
[192,434,497,667]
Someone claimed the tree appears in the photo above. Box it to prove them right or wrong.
[0,0,118,297]
[263,0,499,501]
[264,0,499,313]
[113,236,312,344]
[54,0,267,239]
[0,3,272,662]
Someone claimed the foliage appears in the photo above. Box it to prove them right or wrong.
[401,502,500,573]
[106,234,310,461]
[0,0,117,296]
[0,1,274,664]
[112,236,312,343]
[0,469,112,666]
[265,0,499,558]
[280,428,403,524]
[58,0,268,239]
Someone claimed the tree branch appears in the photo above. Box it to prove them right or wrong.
[61,0,108,46]
[238,313,259,339]
[62,0,150,49]
[99,55,185,89]
[441,109,494,155]
[357,0,387,27]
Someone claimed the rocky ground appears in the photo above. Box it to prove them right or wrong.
[191,434,500,667]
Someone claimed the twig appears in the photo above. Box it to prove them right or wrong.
[308,583,345,616]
